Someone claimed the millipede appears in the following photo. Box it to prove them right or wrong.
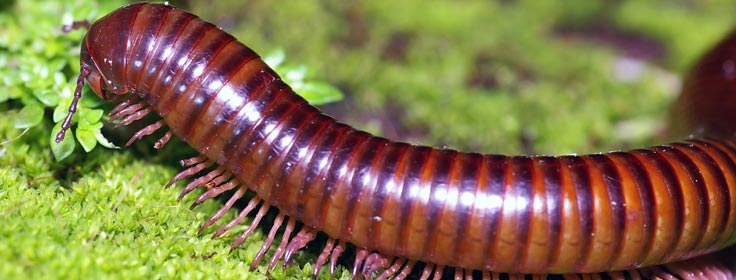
[56,2,736,280]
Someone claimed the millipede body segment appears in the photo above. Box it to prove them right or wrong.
[57,3,736,279]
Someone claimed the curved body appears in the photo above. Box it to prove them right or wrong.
[59,3,736,278]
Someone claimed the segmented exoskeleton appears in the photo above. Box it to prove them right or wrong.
[57,3,736,279]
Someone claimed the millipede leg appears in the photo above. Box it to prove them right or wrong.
[192,178,238,209]
[268,217,296,270]
[154,131,172,149]
[210,191,259,236]
[126,120,165,147]
[362,253,389,278]
[179,167,226,200]
[61,20,90,33]
[230,202,270,250]
[197,186,248,234]
[352,249,368,279]
[313,238,337,278]
[165,156,211,188]
[108,96,138,117]
[330,241,346,278]
[657,247,736,280]
[361,254,377,277]
[207,171,230,189]
[109,101,146,122]
[463,269,473,280]
[181,155,208,167]
[625,270,643,280]
[453,268,463,280]
[283,227,316,266]
[250,212,286,271]
[376,258,406,280]
[433,265,445,280]
[393,260,415,280]
[115,107,153,127]
[419,263,435,280]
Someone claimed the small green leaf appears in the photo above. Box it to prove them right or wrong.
[50,122,75,161]
[33,63,50,81]
[82,109,103,123]
[14,103,44,128]
[48,58,67,73]
[0,87,7,103]
[44,39,66,58]
[80,87,102,107]
[67,56,81,73]
[282,64,308,83]
[296,81,344,105]
[1,70,18,87]
[53,102,71,123]
[263,48,285,69]
[33,89,60,107]
[75,126,97,152]
[8,85,25,99]
[94,128,118,149]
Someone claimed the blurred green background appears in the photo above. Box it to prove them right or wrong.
[1,0,735,279]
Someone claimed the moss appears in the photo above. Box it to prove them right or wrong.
[1,0,734,279]
[1,110,341,279]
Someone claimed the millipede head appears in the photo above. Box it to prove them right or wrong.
[56,12,133,143]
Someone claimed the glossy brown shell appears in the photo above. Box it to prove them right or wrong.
[60,3,736,279]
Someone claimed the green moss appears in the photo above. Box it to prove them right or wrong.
[1,0,734,279]
[1,110,341,279]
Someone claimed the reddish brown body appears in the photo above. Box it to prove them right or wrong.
[57,3,736,279]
